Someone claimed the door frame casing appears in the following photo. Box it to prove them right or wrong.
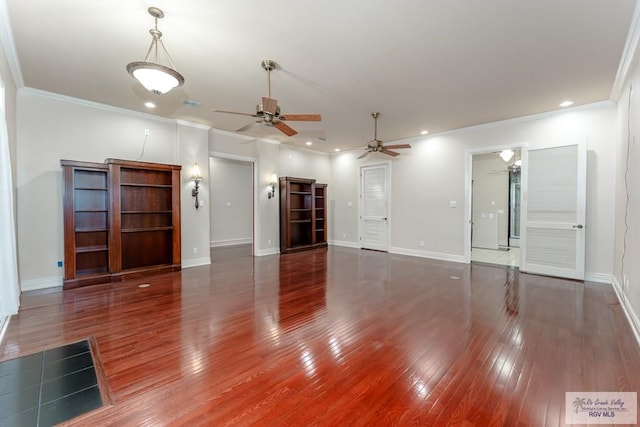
[464,143,526,263]
[359,160,392,251]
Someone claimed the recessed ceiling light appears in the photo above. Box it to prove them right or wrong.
[144,101,156,108]
[334,148,341,152]
[305,141,312,146]
[559,100,573,107]
[420,130,429,135]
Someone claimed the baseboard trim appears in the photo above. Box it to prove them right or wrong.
[612,277,640,349]
[210,238,252,248]
[584,272,613,284]
[255,248,280,256]
[389,247,467,264]
[328,240,361,249]
[182,257,211,269]
[21,276,62,291]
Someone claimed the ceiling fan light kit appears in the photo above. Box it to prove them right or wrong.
[357,112,412,159]
[211,59,322,138]
[126,7,185,95]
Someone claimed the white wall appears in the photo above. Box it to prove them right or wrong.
[209,130,278,255]
[14,90,618,291]
[178,123,211,268]
[331,103,618,278]
[16,90,210,289]
[208,131,331,255]
[613,50,640,340]
[14,92,335,289]
[472,153,510,248]
[278,145,331,184]
[209,157,253,246]
[330,153,359,246]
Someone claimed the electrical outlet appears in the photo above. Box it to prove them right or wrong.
[419,240,425,247]
[268,239,272,245]
[342,233,346,238]
[144,129,150,136]
[192,247,198,254]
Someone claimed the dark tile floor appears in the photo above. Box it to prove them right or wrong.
[0,340,103,427]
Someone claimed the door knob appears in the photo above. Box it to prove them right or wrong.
[572,224,584,229]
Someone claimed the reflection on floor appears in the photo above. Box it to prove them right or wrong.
[472,247,520,267]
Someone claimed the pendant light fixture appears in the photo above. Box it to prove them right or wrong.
[126,7,185,95]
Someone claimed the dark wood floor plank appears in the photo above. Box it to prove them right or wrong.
[2,245,639,426]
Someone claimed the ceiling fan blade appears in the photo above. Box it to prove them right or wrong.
[262,97,278,115]
[382,149,401,157]
[212,109,258,118]
[274,121,298,137]
[280,114,322,122]
[383,144,412,150]
[357,151,371,159]
[236,122,259,132]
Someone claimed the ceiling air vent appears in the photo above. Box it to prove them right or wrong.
[182,99,201,107]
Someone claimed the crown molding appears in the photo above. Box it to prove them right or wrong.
[175,119,211,131]
[20,87,212,131]
[382,100,615,146]
[0,0,24,87]
[209,127,258,141]
[611,0,640,100]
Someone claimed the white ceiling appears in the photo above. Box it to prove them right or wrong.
[5,0,637,153]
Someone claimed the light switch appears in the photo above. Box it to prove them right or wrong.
[348,201,353,207]
[449,200,457,208]
[226,202,231,207]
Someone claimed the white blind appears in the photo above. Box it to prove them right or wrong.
[363,168,385,217]
[526,228,576,269]
[527,145,578,223]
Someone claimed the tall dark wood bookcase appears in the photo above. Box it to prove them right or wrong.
[62,160,111,287]
[279,177,328,254]
[62,159,181,289]
[314,183,327,246]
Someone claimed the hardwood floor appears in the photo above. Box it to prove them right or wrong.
[2,245,639,426]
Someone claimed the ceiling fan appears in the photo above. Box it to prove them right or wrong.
[357,112,411,159]
[211,60,321,137]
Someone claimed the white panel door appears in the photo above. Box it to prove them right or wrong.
[360,164,389,251]
[520,142,586,280]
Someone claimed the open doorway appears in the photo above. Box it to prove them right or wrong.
[209,156,255,259]
[470,149,521,268]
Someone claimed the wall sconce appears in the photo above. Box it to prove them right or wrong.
[191,163,202,209]
[268,172,278,199]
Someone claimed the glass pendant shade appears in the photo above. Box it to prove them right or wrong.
[127,62,184,95]
[127,7,184,95]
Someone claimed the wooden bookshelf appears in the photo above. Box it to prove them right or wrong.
[279,177,328,253]
[61,159,181,289]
